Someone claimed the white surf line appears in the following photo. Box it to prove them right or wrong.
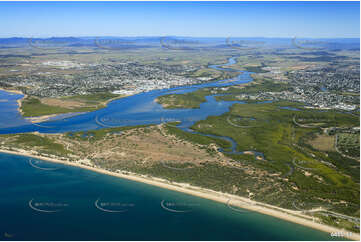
[94,198,129,213]
[226,198,256,213]
[28,199,62,213]
[160,200,193,213]
[28,159,60,171]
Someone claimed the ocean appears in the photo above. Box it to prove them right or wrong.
[0,152,341,241]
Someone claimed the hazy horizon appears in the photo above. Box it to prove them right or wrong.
[0,36,360,40]
[0,1,359,38]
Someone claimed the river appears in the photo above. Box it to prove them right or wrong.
[0,57,343,240]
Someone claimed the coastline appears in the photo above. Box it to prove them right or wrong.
[0,148,358,241]
[23,94,127,123]
[0,87,23,95]
[0,88,28,119]
[0,87,127,123]
[0,87,28,119]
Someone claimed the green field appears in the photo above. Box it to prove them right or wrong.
[21,92,122,117]
[156,88,212,109]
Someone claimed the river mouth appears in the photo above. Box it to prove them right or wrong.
[0,56,265,161]
[0,56,251,134]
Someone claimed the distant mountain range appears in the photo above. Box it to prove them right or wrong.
[0,36,359,50]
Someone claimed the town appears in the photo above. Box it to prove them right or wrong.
[0,60,200,97]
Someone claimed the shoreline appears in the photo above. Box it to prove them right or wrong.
[0,87,23,95]
[0,87,127,123]
[0,87,28,119]
[23,94,128,123]
[0,148,358,241]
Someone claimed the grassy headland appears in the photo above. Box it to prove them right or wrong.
[156,88,212,109]
[20,92,125,117]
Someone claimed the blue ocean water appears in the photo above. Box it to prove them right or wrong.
[0,152,341,241]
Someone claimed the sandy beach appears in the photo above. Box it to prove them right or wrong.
[0,148,359,240]
[0,87,23,95]
[6,88,69,123]
[13,93,52,123]
[24,113,60,123]
[0,87,27,115]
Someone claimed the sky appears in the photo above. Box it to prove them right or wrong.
[0,1,359,38]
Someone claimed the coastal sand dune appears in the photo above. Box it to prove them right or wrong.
[0,149,359,241]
